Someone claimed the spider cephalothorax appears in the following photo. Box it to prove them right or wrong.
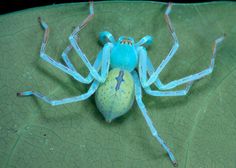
[110,36,138,71]
[17,2,225,167]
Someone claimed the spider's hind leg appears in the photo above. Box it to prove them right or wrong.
[132,70,177,167]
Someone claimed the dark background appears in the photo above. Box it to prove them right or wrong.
[0,0,232,15]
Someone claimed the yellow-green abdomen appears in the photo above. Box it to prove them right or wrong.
[95,68,134,122]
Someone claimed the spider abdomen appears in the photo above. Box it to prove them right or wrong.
[95,68,134,122]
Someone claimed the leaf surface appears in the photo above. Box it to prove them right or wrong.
[0,2,236,168]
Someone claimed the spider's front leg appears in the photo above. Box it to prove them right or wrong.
[68,1,112,83]
[17,2,114,105]
[38,8,113,84]
[139,3,225,91]
[138,3,179,88]
[38,17,94,84]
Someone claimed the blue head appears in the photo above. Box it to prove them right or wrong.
[110,36,137,71]
[99,31,153,72]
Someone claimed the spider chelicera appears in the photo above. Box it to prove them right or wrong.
[17,2,225,166]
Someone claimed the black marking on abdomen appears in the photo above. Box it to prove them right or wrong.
[115,70,125,91]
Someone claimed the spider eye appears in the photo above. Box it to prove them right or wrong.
[120,39,132,46]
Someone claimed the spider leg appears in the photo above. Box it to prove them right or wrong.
[147,35,225,90]
[38,17,92,84]
[61,43,103,84]
[38,15,112,84]
[132,70,177,167]
[140,3,225,90]
[61,45,78,72]
[135,35,153,47]
[99,31,116,45]
[144,81,193,96]
[17,80,99,106]
[138,46,193,94]
[69,2,111,83]
[139,3,179,88]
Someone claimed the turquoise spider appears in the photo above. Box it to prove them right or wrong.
[17,2,225,166]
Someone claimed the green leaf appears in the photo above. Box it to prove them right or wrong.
[0,1,236,168]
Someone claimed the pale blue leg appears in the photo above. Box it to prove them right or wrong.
[99,31,116,45]
[132,70,177,167]
[146,35,225,90]
[61,45,77,72]
[139,3,179,88]
[17,81,99,106]
[135,35,153,47]
[139,3,225,90]
[69,2,112,83]
[144,81,193,96]
[38,17,94,84]
[138,46,193,93]
[61,44,103,84]
[38,15,113,84]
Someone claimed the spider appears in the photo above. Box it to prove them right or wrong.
[17,1,225,166]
